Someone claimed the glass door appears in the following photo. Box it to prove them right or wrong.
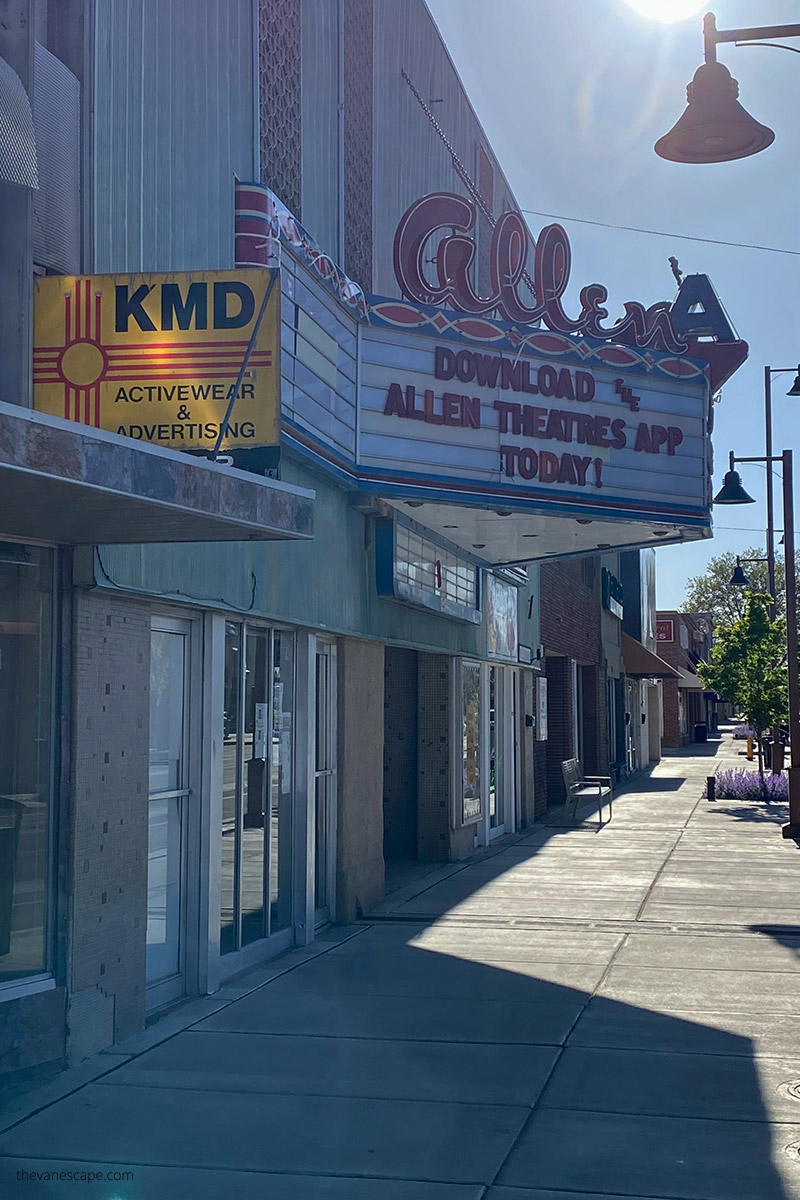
[314,642,337,926]
[147,617,193,1008]
[488,666,518,840]
[221,623,294,960]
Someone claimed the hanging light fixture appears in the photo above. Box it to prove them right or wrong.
[787,366,800,397]
[655,59,775,164]
[729,557,751,587]
[713,468,756,504]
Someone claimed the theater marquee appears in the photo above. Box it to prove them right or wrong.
[352,191,748,560]
[359,325,710,525]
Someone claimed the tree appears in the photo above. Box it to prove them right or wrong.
[681,548,797,625]
[697,592,787,777]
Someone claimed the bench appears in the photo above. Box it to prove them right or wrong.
[560,758,613,826]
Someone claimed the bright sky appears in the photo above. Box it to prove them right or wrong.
[426,0,800,609]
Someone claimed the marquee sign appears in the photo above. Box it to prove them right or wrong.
[392,193,747,394]
[359,324,710,525]
[33,270,280,452]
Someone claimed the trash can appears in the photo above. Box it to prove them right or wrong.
[693,723,708,743]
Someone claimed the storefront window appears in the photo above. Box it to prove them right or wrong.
[0,544,56,982]
[461,661,482,823]
[271,631,294,932]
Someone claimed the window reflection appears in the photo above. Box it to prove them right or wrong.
[0,544,55,981]
[462,662,482,822]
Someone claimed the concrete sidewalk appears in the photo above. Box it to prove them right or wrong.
[5,730,800,1198]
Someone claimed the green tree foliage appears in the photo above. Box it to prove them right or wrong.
[681,548,792,625]
[697,592,787,746]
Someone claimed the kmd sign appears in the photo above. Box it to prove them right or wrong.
[33,269,279,452]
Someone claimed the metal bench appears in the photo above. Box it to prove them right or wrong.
[560,758,613,826]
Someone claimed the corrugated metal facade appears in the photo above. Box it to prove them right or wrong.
[370,0,520,296]
[92,0,255,273]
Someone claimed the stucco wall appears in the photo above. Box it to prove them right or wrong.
[67,591,150,1063]
[336,637,385,921]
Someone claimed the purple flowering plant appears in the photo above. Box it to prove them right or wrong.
[703,768,788,801]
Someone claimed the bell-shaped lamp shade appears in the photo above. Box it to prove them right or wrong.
[730,558,750,588]
[655,61,775,164]
[713,468,756,505]
[787,367,800,397]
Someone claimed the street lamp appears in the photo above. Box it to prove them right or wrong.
[729,556,766,588]
[655,13,800,163]
[714,448,800,838]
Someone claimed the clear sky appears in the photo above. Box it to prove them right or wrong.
[426,0,800,609]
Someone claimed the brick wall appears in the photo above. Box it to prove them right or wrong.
[540,560,606,806]
[544,656,572,807]
[541,560,601,664]
[68,591,150,1063]
[662,679,680,747]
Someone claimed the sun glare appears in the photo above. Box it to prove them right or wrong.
[621,0,707,22]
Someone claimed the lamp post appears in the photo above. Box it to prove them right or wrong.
[655,13,800,163]
[714,449,800,837]
[763,367,800,612]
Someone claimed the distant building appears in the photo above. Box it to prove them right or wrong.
[656,612,716,746]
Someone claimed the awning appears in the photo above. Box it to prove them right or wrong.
[0,402,314,544]
[621,632,679,679]
[676,666,704,690]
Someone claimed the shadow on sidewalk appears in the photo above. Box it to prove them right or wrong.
[1,932,790,1198]
[0,740,796,1197]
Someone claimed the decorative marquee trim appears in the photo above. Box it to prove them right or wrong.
[235,182,369,319]
[365,298,708,384]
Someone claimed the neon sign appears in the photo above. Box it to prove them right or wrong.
[393,193,747,391]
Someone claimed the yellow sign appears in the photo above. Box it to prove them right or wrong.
[33,269,280,451]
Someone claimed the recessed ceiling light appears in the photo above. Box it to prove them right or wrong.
[576,519,592,525]
[652,529,670,537]
[495,509,512,517]
[472,543,486,549]
[407,501,423,508]
[597,543,610,549]
[443,524,458,529]
[522,533,538,538]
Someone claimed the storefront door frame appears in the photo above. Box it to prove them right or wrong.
[484,664,518,844]
[146,609,203,1012]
